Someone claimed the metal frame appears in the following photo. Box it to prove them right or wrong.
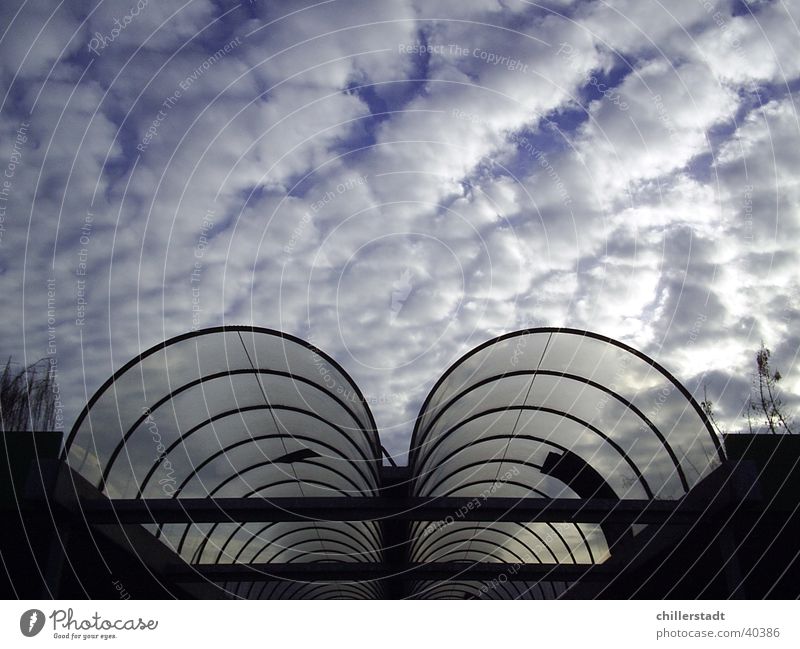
[20,444,758,598]
[409,327,724,467]
[64,325,381,461]
[63,326,385,579]
[51,326,736,599]
[407,328,726,574]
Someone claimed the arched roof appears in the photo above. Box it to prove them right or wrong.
[64,326,383,597]
[63,326,725,599]
[408,328,724,596]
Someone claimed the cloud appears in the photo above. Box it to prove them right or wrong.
[0,0,798,463]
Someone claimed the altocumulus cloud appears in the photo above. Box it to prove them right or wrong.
[0,0,798,461]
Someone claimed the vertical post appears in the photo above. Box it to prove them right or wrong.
[23,458,69,598]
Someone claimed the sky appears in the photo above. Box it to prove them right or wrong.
[0,0,798,462]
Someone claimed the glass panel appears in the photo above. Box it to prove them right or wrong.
[419,333,551,435]
[67,328,380,496]
[413,374,535,469]
[240,330,373,432]
[413,330,720,502]
[410,521,606,565]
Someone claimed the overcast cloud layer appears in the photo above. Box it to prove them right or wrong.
[1,0,798,461]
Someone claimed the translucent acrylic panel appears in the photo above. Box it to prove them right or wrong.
[174,523,217,563]
[414,409,644,497]
[418,333,551,435]
[548,522,608,563]
[427,537,524,564]
[512,410,655,499]
[415,460,506,497]
[413,330,720,500]
[195,520,381,565]
[135,412,281,499]
[102,374,273,497]
[422,373,535,438]
[156,522,214,559]
[295,454,374,494]
[502,435,630,498]
[414,415,528,492]
[110,370,370,482]
[134,410,378,499]
[251,373,367,433]
[65,354,171,488]
[169,408,372,467]
[633,383,722,494]
[412,525,554,564]
[523,373,645,426]
[266,401,376,464]
[192,449,369,498]
[209,458,373,498]
[539,333,721,492]
[67,329,380,490]
[161,331,257,385]
[234,522,380,564]
[255,533,361,564]
[173,443,374,500]
[539,333,661,394]
[411,521,605,565]
[243,526,326,563]
[410,527,474,561]
[416,455,567,498]
[137,371,365,440]
[529,370,709,497]
[522,373,672,461]
[413,374,535,468]
[66,333,253,486]
[302,521,382,561]
[195,522,266,564]
[221,582,248,599]
[215,523,278,565]
[414,443,567,499]
[514,523,591,564]
[517,382,675,497]
[448,464,577,499]
[186,454,371,498]
[413,413,560,483]
[177,407,375,479]
[416,407,653,499]
[211,477,305,498]
[239,331,373,432]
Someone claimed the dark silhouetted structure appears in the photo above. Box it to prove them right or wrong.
[2,328,798,599]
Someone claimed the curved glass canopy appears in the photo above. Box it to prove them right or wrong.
[64,326,383,599]
[408,328,724,597]
[64,326,723,599]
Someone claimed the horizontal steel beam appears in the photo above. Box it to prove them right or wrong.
[169,561,615,583]
[78,496,715,524]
